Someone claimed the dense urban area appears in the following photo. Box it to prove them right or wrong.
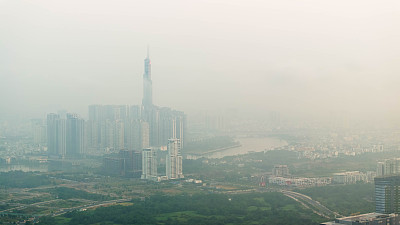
[2,109,400,224]
[3,1,400,224]
[2,52,400,225]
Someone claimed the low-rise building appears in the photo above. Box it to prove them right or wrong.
[320,213,400,225]
[273,165,289,177]
[332,171,367,184]
[268,176,331,187]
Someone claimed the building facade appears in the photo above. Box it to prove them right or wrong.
[47,113,66,158]
[377,159,400,177]
[166,139,184,179]
[375,176,400,214]
[273,165,289,177]
[47,113,85,159]
[141,148,157,180]
[66,113,85,158]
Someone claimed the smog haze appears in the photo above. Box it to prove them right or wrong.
[2,0,400,123]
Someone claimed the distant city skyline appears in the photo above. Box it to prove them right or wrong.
[3,2,400,224]
[3,0,400,124]
[46,52,186,161]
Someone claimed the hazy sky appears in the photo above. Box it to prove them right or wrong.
[2,0,400,121]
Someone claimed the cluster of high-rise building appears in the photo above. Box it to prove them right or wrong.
[47,113,85,158]
[139,138,183,181]
[86,104,185,153]
[86,50,185,153]
[377,158,400,177]
[46,50,186,180]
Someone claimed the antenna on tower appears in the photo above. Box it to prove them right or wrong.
[147,45,150,58]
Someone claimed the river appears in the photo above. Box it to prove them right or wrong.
[204,137,288,158]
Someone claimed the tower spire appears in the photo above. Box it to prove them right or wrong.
[142,46,152,107]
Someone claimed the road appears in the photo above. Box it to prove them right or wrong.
[51,198,131,217]
[281,190,342,219]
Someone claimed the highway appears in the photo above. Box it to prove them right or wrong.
[51,198,132,217]
[281,190,342,219]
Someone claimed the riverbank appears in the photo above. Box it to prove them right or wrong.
[184,137,288,159]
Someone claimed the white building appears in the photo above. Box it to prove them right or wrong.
[332,171,368,184]
[268,176,331,187]
[141,148,157,180]
[166,139,184,179]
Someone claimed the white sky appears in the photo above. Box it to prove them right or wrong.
[1,0,400,121]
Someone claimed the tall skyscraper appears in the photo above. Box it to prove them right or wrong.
[166,139,183,179]
[140,121,150,149]
[85,119,98,151]
[66,113,85,158]
[126,120,149,151]
[114,120,125,151]
[31,119,46,145]
[47,113,66,158]
[375,175,400,214]
[88,105,136,152]
[174,111,186,148]
[142,48,153,107]
[141,148,157,180]
[47,113,58,156]
[96,49,187,180]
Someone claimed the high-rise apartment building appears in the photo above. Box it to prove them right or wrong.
[66,114,85,158]
[88,104,185,151]
[175,112,186,148]
[375,175,400,214]
[140,121,150,149]
[87,105,153,152]
[85,119,98,151]
[47,113,66,158]
[47,113,58,156]
[377,159,400,177]
[31,119,46,144]
[166,139,183,179]
[126,120,149,151]
[47,113,85,158]
[141,148,157,180]
[114,120,125,151]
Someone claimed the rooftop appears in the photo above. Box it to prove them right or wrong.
[321,213,397,224]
